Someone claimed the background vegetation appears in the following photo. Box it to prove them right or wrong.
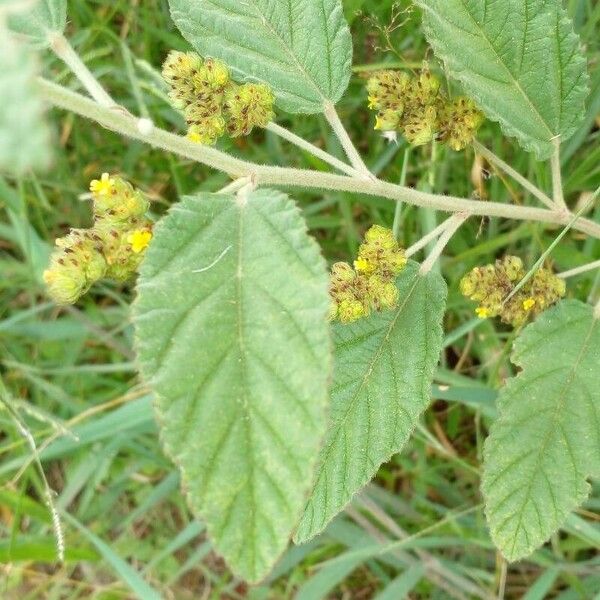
[1,0,599,598]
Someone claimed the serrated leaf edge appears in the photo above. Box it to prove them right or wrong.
[293,265,446,543]
[415,0,589,160]
[132,189,333,582]
[482,300,598,561]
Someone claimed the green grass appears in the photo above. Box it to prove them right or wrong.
[1,0,599,598]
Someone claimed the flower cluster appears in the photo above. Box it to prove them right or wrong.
[329,225,407,323]
[460,256,566,327]
[162,50,275,145]
[43,174,153,304]
[367,68,484,150]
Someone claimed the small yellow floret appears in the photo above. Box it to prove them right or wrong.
[522,297,536,311]
[127,230,153,253]
[90,173,114,196]
[354,258,371,273]
[187,130,203,143]
[476,306,490,319]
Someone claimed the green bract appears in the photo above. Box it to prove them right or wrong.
[133,189,332,582]
[482,300,600,561]
[167,0,353,114]
[415,0,589,159]
[295,262,447,543]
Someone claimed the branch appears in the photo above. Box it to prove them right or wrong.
[420,214,469,274]
[551,138,567,210]
[558,259,600,280]
[472,140,555,209]
[265,122,362,177]
[323,101,373,178]
[405,216,457,258]
[38,78,252,177]
[49,33,116,108]
[38,78,600,241]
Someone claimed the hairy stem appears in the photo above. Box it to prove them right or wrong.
[405,216,457,258]
[551,138,567,210]
[392,148,410,239]
[266,122,361,177]
[38,78,600,241]
[323,101,373,178]
[49,33,115,107]
[420,214,469,274]
[472,140,555,209]
[558,259,600,280]
[38,78,252,176]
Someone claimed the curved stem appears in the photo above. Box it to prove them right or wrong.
[38,78,252,177]
[38,78,600,241]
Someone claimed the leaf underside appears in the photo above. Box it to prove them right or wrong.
[8,0,67,48]
[294,262,447,543]
[482,300,600,561]
[0,32,51,174]
[133,190,332,582]
[415,0,589,159]
[167,0,353,114]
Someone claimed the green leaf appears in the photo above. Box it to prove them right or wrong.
[294,262,447,543]
[167,0,353,114]
[7,0,67,48]
[414,0,589,159]
[482,300,600,561]
[133,189,332,582]
[0,32,51,174]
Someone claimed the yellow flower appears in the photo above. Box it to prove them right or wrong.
[127,229,153,253]
[368,95,379,110]
[187,130,203,143]
[523,297,536,311]
[476,306,490,319]
[90,173,115,196]
[354,258,371,273]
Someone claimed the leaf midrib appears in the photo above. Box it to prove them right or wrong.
[236,200,258,578]
[311,272,422,490]
[247,0,325,102]
[507,314,598,556]
[454,0,555,140]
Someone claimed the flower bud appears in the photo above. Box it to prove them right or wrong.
[338,298,369,324]
[356,225,407,277]
[438,97,484,151]
[162,51,204,110]
[366,70,410,112]
[401,105,438,146]
[460,256,565,327]
[43,229,107,304]
[90,174,149,224]
[224,83,275,137]
[187,114,226,145]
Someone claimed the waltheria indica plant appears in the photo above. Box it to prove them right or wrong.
[2,0,599,586]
